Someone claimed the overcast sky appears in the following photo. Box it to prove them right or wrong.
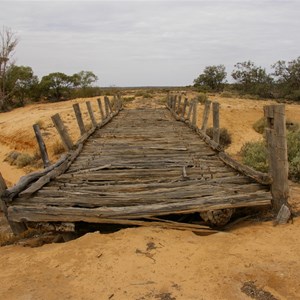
[1,1,299,86]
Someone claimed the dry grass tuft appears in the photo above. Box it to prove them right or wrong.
[51,140,65,155]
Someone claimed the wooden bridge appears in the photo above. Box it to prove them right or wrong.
[0,95,290,235]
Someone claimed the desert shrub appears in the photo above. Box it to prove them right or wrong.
[253,117,299,134]
[35,119,46,130]
[287,131,300,181]
[196,92,208,104]
[51,140,65,155]
[134,91,153,98]
[206,127,232,148]
[253,118,267,134]
[4,151,21,165]
[15,153,35,168]
[240,130,300,181]
[240,141,268,173]
[123,96,135,102]
[220,91,234,98]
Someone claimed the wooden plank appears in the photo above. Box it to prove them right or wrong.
[86,101,97,127]
[264,104,289,212]
[212,102,220,144]
[73,103,86,136]
[33,124,50,168]
[8,192,271,223]
[51,113,73,151]
[201,100,211,132]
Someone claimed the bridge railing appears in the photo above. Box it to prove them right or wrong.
[0,95,123,234]
[167,94,290,218]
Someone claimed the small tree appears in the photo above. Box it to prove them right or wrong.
[231,61,273,97]
[272,57,300,100]
[193,65,227,91]
[5,65,39,106]
[73,71,98,89]
[39,72,75,101]
[0,27,18,110]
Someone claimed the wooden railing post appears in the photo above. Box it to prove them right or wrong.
[192,100,198,127]
[264,104,289,213]
[104,96,111,116]
[97,98,105,120]
[201,100,212,132]
[73,103,86,136]
[86,101,97,128]
[212,102,220,144]
[186,100,194,121]
[177,95,182,114]
[51,113,74,151]
[181,97,188,118]
[33,124,50,168]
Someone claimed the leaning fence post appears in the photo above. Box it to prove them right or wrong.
[51,113,74,151]
[86,101,97,128]
[186,99,194,121]
[201,100,212,132]
[264,104,289,213]
[212,102,220,144]
[73,103,86,136]
[104,96,111,116]
[181,97,188,118]
[192,100,198,127]
[177,95,182,114]
[0,173,27,235]
[97,98,105,120]
[33,124,50,168]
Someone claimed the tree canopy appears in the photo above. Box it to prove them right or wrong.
[193,65,227,91]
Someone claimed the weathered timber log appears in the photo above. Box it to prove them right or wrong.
[177,95,182,114]
[97,98,105,120]
[264,104,289,212]
[86,101,97,127]
[192,101,198,127]
[218,152,272,185]
[104,96,110,117]
[73,103,86,136]
[33,124,50,168]
[51,113,74,151]
[8,192,271,223]
[3,154,67,201]
[212,102,220,144]
[19,144,84,198]
[186,100,194,121]
[201,100,212,132]
[181,97,188,118]
[0,173,27,234]
[105,96,113,114]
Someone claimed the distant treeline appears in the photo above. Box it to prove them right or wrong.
[192,58,300,101]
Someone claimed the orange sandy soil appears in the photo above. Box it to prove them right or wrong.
[0,92,300,299]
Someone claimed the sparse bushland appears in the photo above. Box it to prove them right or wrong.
[253,117,299,134]
[4,151,41,168]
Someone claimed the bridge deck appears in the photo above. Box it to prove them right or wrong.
[8,107,272,224]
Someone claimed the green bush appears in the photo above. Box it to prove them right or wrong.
[15,153,35,168]
[206,127,232,148]
[220,91,235,98]
[253,117,299,134]
[253,118,267,134]
[196,92,208,104]
[240,130,300,181]
[240,141,268,173]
